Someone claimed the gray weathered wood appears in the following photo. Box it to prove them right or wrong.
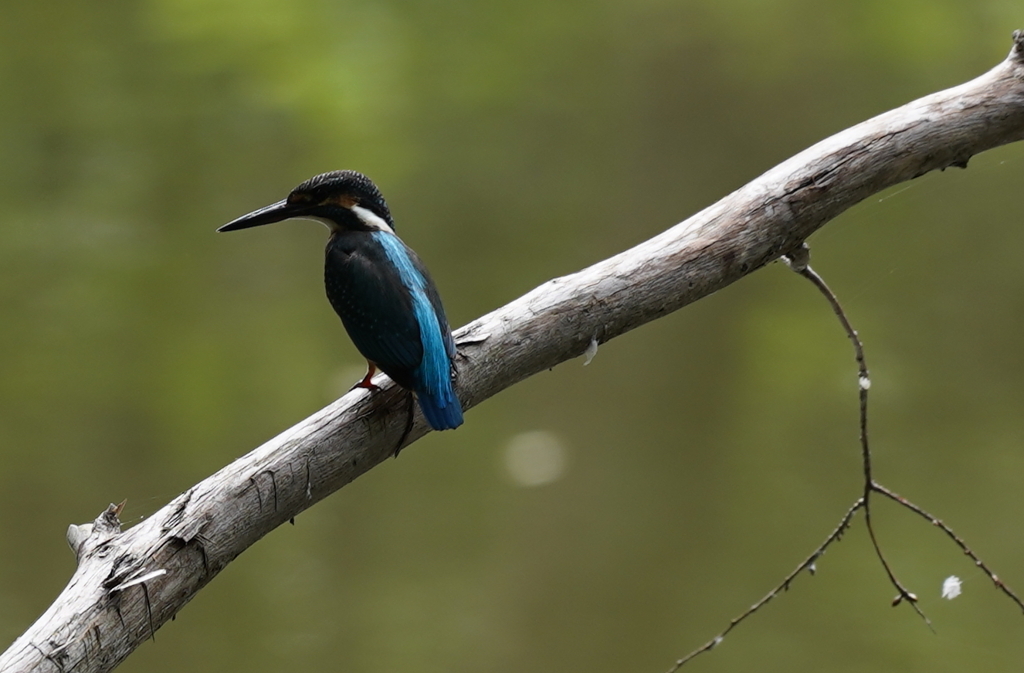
[4,30,1024,673]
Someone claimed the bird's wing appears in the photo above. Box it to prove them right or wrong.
[326,243,424,388]
[407,249,457,361]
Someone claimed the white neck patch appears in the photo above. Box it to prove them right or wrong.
[351,204,395,234]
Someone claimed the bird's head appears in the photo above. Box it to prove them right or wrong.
[218,170,396,234]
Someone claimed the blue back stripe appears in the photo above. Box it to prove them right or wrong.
[372,232,453,404]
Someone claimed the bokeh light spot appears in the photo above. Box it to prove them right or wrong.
[502,430,568,487]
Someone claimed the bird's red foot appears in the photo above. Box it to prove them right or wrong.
[351,363,380,391]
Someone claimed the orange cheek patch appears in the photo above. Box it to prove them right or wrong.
[324,194,358,209]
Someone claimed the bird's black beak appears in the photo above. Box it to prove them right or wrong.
[217,199,307,232]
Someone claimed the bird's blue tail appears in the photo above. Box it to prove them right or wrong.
[416,387,464,430]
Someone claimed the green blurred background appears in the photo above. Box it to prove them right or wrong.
[2,1,1023,671]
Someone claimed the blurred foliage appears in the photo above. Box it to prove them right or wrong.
[1,1,1023,672]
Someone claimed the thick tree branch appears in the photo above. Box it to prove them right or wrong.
[4,31,1024,673]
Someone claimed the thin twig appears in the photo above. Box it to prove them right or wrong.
[783,246,871,483]
[785,246,928,624]
[873,483,1024,613]
[664,498,865,673]
[664,238,1024,668]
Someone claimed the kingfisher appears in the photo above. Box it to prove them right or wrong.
[218,170,464,431]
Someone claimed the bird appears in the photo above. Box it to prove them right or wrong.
[218,170,464,431]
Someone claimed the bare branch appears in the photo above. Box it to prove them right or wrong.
[4,30,1024,673]
[873,484,1024,612]
[789,255,929,624]
[790,256,1023,619]
[669,200,1024,667]
[665,497,865,673]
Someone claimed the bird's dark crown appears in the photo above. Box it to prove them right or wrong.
[287,170,395,231]
[217,170,397,235]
